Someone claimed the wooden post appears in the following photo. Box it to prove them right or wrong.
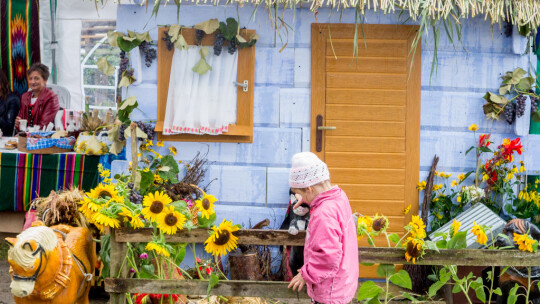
[130,122,138,185]
[109,228,128,304]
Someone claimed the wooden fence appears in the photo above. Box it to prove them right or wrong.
[105,228,540,304]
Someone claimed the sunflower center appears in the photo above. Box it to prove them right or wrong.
[406,241,421,258]
[202,198,210,210]
[214,230,230,246]
[98,191,112,199]
[165,213,177,226]
[150,201,164,214]
[372,218,387,232]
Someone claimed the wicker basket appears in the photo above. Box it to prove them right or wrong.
[17,136,74,154]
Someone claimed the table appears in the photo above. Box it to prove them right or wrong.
[0,150,100,211]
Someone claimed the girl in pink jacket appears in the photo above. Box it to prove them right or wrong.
[288,152,359,304]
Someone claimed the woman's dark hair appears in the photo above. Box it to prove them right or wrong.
[27,63,50,81]
[0,70,8,100]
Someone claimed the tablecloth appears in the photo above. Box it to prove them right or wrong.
[0,153,100,211]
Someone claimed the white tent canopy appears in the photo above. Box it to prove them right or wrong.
[39,0,117,110]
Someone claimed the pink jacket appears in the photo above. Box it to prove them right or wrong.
[301,186,359,304]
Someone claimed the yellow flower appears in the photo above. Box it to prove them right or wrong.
[130,216,145,229]
[403,205,411,215]
[92,212,121,228]
[458,173,466,181]
[141,191,172,222]
[438,171,446,177]
[87,183,120,201]
[78,198,95,219]
[157,206,187,235]
[204,219,240,256]
[371,214,389,233]
[512,166,519,174]
[143,168,150,172]
[178,160,183,164]
[403,237,424,264]
[450,219,461,236]
[416,181,426,191]
[471,221,488,245]
[156,141,164,147]
[100,169,111,179]
[505,172,514,181]
[468,123,478,131]
[357,215,373,239]
[154,174,164,184]
[146,140,153,147]
[409,215,426,239]
[169,146,177,155]
[513,233,536,253]
[432,184,443,191]
[482,174,489,182]
[457,196,462,203]
[444,173,452,178]
[146,242,170,257]
[195,193,217,219]
[119,207,133,219]
[451,180,459,188]
[519,161,525,172]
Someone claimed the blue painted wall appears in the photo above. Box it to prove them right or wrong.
[113,4,540,229]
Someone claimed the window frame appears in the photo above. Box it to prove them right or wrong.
[155,27,255,143]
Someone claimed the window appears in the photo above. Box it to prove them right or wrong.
[155,27,255,143]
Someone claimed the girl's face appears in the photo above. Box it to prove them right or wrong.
[28,71,46,94]
[292,187,317,205]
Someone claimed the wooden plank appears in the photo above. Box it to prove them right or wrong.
[338,184,405,200]
[326,57,407,74]
[327,72,407,89]
[404,26,422,226]
[311,24,328,160]
[325,152,406,169]
[115,228,306,246]
[104,278,434,301]
[359,247,540,266]
[326,120,406,137]
[326,88,406,106]
[350,200,407,216]
[326,39,408,57]
[109,228,128,304]
[325,136,406,153]
[326,104,406,121]
[330,168,405,185]
[315,23,418,40]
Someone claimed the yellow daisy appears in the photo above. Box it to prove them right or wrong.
[146,242,170,257]
[169,146,177,155]
[157,206,187,235]
[141,191,172,222]
[458,173,466,181]
[195,193,217,219]
[204,219,240,256]
[416,181,426,191]
[468,123,478,131]
[403,205,411,215]
[451,180,459,187]
[471,221,488,245]
[156,141,164,147]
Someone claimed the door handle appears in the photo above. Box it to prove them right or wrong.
[317,126,337,130]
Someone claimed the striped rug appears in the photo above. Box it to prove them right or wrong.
[0,153,100,211]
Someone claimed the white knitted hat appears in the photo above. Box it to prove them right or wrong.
[289,152,330,188]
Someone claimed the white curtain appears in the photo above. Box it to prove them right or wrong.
[163,47,238,135]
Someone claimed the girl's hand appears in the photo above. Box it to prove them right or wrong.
[288,271,306,292]
[14,116,20,128]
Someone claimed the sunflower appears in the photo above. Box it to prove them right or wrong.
[142,191,172,222]
[195,193,217,219]
[157,206,187,235]
[78,198,95,219]
[471,221,488,245]
[409,215,426,239]
[513,233,536,253]
[357,215,373,240]
[450,219,461,236]
[130,216,145,229]
[145,242,170,257]
[403,237,424,264]
[204,219,240,256]
[371,214,389,233]
[92,212,121,228]
[88,183,120,201]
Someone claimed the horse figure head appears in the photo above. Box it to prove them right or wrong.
[5,225,58,298]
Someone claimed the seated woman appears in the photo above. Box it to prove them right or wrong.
[15,63,59,131]
[0,70,20,136]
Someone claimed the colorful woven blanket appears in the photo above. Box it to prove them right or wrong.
[0,0,41,96]
[0,153,100,211]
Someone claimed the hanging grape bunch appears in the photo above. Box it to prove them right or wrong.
[213,33,226,56]
[503,102,516,125]
[162,30,174,51]
[136,121,156,141]
[531,95,539,113]
[127,183,143,204]
[227,38,238,55]
[515,94,527,118]
[139,41,157,67]
[195,29,205,45]
[119,51,129,75]
[118,123,128,141]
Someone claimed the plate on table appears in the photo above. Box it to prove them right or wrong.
[3,141,18,150]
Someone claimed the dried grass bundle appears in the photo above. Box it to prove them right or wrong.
[34,188,90,229]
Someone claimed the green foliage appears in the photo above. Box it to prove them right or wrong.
[207,273,220,296]
[357,281,383,301]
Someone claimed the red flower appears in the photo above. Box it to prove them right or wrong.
[501,138,523,158]
[196,257,202,263]
[206,267,213,274]
[479,134,491,148]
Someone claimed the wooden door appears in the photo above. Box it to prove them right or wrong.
[311,24,421,275]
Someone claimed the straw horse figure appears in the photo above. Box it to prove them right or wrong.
[5,222,96,304]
